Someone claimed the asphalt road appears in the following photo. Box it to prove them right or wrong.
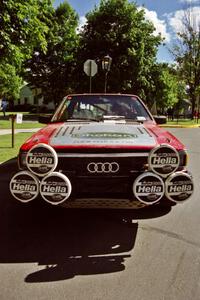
[0,128,200,300]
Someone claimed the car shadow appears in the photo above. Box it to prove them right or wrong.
[0,157,18,177]
[0,159,171,283]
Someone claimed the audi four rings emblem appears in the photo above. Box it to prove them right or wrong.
[87,162,120,173]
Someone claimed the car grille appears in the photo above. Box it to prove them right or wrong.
[55,152,149,196]
[56,154,148,177]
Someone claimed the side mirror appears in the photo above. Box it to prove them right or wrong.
[38,114,52,124]
[153,115,167,125]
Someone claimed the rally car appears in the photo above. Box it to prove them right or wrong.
[10,94,194,209]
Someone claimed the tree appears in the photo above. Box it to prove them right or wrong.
[0,63,23,100]
[0,0,52,66]
[75,0,162,103]
[171,6,200,116]
[24,1,79,103]
[149,63,181,113]
[0,0,53,99]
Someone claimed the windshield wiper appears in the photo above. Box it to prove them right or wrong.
[103,115,125,120]
[67,117,99,122]
[102,115,143,123]
[124,118,144,123]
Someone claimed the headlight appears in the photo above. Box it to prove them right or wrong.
[179,150,188,167]
[18,151,28,169]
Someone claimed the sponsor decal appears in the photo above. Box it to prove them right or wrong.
[148,144,180,177]
[133,172,165,205]
[10,171,39,203]
[40,172,72,205]
[165,172,194,203]
[26,143,58,177]
[72,132,138,139]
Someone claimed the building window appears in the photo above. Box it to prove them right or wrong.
[34,96,38,105]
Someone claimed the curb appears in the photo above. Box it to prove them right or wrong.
[160,124,200,128]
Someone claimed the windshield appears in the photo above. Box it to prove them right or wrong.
[51,95,153,122]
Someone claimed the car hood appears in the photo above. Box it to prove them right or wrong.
[20,121,184,151]
[49,122,157,149]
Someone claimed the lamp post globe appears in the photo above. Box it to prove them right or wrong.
[102,55,112,93]
[102,55,112,72]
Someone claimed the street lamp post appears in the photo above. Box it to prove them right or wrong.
[102,55,112,93]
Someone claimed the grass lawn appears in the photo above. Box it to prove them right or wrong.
[0,119,44,129]
[0,132,33,163]
[166,118,200,126]
[0,111,45,129]
[0,111,30,116]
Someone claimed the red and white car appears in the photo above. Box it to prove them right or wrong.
[10,94,194,208]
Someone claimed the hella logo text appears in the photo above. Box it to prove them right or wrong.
[12,183,36,191]
[152,156,178,165]
[136,185,163,193]
[169,184,192,193]
[27,156,53,165]
[41,185,67,193]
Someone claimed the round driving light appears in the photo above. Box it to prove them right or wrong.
[10,171,39,203]
[40,172,72,205]
[26,143,58,177]
[165,172,194,203]
[133,172,165,205]
[148,144,180,177]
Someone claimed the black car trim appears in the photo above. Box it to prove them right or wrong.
[57,152,149,158]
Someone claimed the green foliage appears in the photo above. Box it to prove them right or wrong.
[0,0,179,111]
[0,0,54,99]
[149,64,183,111]
[24,1,79,103]
[171,11,200,114]
[0,63,23,99]
[76,0,162,102]
[0,0,52,67]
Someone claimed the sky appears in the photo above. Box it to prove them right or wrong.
[54,0,200,63]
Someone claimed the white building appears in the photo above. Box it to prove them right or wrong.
[18,84,55,111]
[19,84,43,106]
